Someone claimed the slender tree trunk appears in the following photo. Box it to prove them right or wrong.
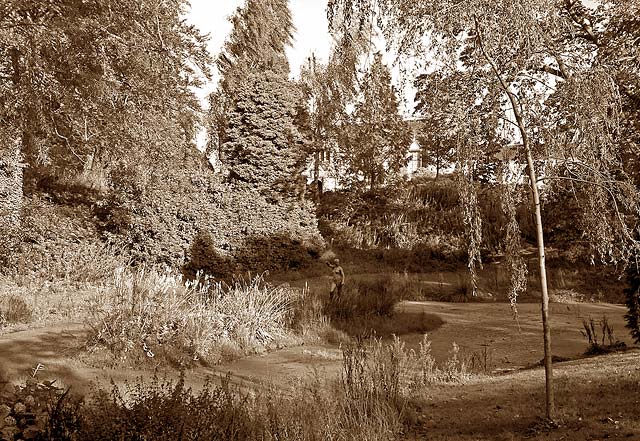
[507,100,555,422]
[475,17,555,421]
[524,148,554,421]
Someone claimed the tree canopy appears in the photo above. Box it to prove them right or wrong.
[0,0,211,192]
[341,53,411,189]
[327,0,640,421]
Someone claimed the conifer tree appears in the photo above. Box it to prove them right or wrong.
[209,0,295,153]
[223,71,305,199]
[215,0,304,199]
[342,53,411,189]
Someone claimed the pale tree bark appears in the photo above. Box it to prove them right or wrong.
[475,16,555,420]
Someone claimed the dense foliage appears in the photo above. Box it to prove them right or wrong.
[209,0,295,157]
[222,71,306,200]
[624,267,640,344]
[0,0,210,191]
[340,53,411,189]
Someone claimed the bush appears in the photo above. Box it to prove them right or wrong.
[15,239,127,287]
[324,277,403,321]
[234,233,319,274]
[3,335,476,441]
[87,268,299,366]
[77,375,259,440]
[409,177,460,210]
[624,267,640,344]
[183,229,235,281]
[0,294,32,325]
[0,378,81,441]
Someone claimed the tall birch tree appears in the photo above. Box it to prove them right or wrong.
[327,0,640,421]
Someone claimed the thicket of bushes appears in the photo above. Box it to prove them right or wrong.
[318,175,600,270]
[0,163,323,283]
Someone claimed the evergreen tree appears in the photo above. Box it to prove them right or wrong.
[208,0,295,153]
[624,267,640,344]
[216,0,294,93]
[215,0,304,199]
[342,53,411,189]
[223,70,304,199]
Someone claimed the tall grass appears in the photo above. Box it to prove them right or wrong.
[7,334,474,440]
[22,334,473,441]
[88,268,300,366]
[0,294,32,325]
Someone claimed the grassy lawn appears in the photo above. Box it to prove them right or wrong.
[404,350,640,440]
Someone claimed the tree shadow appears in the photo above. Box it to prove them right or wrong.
[0,325,96,395]
[234,233,320,274]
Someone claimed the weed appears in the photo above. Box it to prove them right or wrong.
[581,315,627,355]
[6,371,404,441]
[413,334,474,385]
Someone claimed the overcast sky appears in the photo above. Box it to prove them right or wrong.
[186,0,331,101]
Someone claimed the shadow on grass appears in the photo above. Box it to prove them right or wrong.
[330,310,445,340]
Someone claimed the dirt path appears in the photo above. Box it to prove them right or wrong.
[0,301,633,395]
[0,321,342,395]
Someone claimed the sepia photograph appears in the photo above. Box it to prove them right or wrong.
[1,0,639,439]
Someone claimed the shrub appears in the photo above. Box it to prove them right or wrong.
[87,268,299,366]
[234,233,318,274]
[410,177,460,210]
[624,267,640,344]
[0,294,32,324]
[0,377,81,441]
[15,239,128,287]
[77,375,260,440]
[324,277,403,321]
[183,229,234,281]
[6,335,477,441]
[16,368,404,440]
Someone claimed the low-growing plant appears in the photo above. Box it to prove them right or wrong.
[286,282,326,337]
[342,333,473,401]
[412,334,474,385]
[5,334,478,441]
[581,315,627,355]
[15,239,129,288]
[325,277,403,320]
[12,371,404,441]
[0,294,32,324]
[0,377,80,441]
[87,267,300,366]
